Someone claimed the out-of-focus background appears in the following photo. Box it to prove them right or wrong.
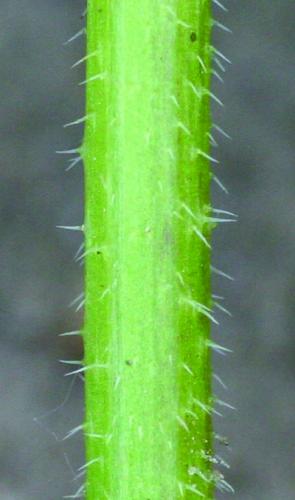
[0,1,294,498]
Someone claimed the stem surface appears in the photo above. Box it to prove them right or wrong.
[83,1,214,498]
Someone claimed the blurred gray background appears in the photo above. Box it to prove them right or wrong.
[0,1,294,498]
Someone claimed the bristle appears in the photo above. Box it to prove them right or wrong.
[64,28,86,46]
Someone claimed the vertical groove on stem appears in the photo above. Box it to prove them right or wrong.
[83,1,214,498]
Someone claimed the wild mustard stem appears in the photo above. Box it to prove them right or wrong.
[83,1,215,498]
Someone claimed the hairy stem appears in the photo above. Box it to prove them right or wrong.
[83,1,215,498]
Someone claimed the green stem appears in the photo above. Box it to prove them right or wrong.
[83,1,215,498]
